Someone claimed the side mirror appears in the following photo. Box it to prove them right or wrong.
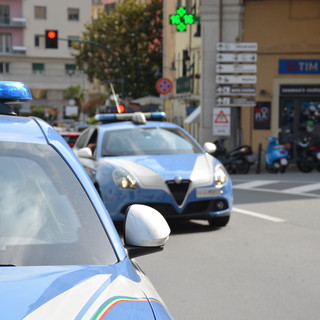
[124,204,170,258]
[203,142,217,154]
[77,147,92,158]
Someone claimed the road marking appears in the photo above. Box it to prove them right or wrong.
[233,207,286,223]
[281,183,320,194]
[234,180,279,189]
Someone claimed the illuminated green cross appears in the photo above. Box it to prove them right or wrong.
[169,7,196,32]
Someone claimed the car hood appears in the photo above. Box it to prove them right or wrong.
[0,259,172,320]
[100,153,216,188]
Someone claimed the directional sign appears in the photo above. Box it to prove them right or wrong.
[216,64,257,74]
[216,42,258,52]
[216,86,256,96]
[216,53,257,63]
[216,97,256,107]
[216,75,257,84]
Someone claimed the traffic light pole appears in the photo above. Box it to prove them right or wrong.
[58,37,125,98]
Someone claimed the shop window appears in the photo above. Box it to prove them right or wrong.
[0,62,9,73]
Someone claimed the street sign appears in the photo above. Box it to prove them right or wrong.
[216,96,256,107]
[216,86,256,96]
[216,64,257,74]
[216,53,257,63]
[216,42,258,52]
[156,78,173,95]
[213,107,231,136]
[216,75,257,84]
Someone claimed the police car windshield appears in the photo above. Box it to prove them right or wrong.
[101,127,202,157]
[0,141,117,266]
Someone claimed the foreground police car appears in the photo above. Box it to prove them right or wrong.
[73,112,233,227]
[0,82,173,320]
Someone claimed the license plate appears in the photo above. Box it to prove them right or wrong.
[196,187,221,198]
[280,158,288,165]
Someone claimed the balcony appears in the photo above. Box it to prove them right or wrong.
[0,46,27,56]
[0,17,26,28]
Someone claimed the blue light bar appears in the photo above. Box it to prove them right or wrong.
[95,112,166,123]
[0,81,32,102]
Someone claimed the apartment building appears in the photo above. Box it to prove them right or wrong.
[0,0,91,118]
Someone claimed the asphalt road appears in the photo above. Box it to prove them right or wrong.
[137,168,320,320]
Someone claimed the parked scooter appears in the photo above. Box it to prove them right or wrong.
[265,137,289,173]
[296,135,320,172]
[213,138,254,174]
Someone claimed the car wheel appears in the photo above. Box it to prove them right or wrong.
[208,216,230,228]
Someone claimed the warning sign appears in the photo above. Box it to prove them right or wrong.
[213,108,231,136]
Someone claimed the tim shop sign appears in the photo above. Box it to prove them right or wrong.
[279,59,320,74]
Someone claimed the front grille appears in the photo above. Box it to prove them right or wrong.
[166,179,190,205]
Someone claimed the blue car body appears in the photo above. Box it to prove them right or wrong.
[74,113,233,227]
[0,82,174,319]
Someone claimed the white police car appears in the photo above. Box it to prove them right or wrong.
[0,82,174,319]
[73,112,233,227]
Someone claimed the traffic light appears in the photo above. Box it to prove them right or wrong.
[45,30,58,49]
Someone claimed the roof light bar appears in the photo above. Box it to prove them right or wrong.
[95,111,166,123]
[0,81,32,102]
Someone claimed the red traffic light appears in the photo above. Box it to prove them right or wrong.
[45,30,58,49]
[47,30,57,39]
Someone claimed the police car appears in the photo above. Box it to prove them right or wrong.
[73,111,233,227]
[0,81,174,319]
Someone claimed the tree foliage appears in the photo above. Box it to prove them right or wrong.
[74,0,163,99]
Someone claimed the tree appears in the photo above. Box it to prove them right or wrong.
[74,0,163,99]
[65,85,86,119]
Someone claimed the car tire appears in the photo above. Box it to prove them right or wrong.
[208,216,230,228]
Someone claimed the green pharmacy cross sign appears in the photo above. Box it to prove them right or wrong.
[169,7,197,32]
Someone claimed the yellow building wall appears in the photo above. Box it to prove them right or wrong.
[241,0,320,151]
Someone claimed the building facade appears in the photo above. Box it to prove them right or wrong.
[0,0,91,118]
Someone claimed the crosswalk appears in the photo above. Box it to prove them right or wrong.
[233,179,320,198]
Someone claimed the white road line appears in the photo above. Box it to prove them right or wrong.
[234,180,279,189]
[233,207,286,223]
[281,183,320,194]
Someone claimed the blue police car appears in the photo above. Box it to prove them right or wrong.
[73,112,233,227]
[0,81,174,319]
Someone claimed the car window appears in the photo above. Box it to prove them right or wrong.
[0,141,117,266]
[101,127,202,156]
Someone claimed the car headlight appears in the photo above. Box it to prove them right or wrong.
[214,164,228,187]
[112,168,138,189]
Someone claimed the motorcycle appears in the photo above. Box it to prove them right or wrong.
[265,137,289,173]
[213,138,254,174]
[296,135,320,173]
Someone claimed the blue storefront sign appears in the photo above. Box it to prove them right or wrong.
[279,59,320,74]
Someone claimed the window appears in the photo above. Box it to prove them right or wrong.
[68,8,79,21]
[0,5,10,24]
[34,6,46,19]
[0,33,11,53]
[32,63,45,74]
[34,34,45,48]
[0,62,9,73]
[65,64,76,76]
[104,3,116,13]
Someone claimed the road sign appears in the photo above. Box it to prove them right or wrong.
[216,86,256,96]
[216,53,257,63]
[216,75,257,84]
[156,78,173,95]
[216,64,257,74]
[216,96,256,107]
[216,42,258,52]
[213,108,231,136]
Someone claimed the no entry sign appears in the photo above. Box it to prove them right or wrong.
[156,78,173,95]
